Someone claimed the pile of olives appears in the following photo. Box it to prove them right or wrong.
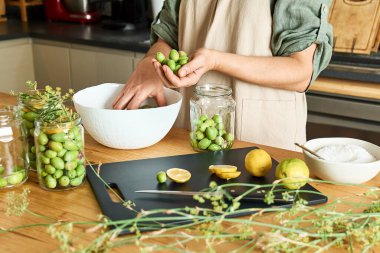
[0,165,27,188]
[190,114,234,152]
[35,125,85,190]
[156,49,189,75]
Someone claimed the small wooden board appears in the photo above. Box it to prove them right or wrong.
[329,0,380,54]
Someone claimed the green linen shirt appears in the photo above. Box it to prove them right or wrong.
[151,0,333,86]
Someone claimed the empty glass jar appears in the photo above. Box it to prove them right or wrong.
[0,105,29,189]
[34,115,86,191]
[189,84,236,152]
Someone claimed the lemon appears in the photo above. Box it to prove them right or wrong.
[245,149,272,177]
[208,165,237,174]
[166,168,191,183]
[215,171,241,180]
[275,158,309,190]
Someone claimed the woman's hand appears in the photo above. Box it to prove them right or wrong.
[112,56,167,110]
[152,48,217,88]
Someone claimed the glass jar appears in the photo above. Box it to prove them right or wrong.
[0,105,29,189]
[34,115,86,191]
[189,84,236,152]
[17,91,47,171]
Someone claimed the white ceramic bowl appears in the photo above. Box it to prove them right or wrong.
[73,83,182,149]
[303,138,380,184]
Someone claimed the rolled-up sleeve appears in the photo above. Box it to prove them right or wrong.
[271,0,333,87]
[150,0,181,49]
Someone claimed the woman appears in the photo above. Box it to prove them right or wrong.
[113,0,333,150]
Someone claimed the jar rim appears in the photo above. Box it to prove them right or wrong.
[195,84,232,97]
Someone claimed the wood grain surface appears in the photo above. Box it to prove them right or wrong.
[311,77,380,100]
[0,92,379,252]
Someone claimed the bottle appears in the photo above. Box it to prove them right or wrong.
[34,115,85,191]
[0,105,29,189]
[189,84,236,152]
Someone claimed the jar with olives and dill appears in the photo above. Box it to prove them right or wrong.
[16,81,64,171]
[189,84,236,152]
[34,113,85,191]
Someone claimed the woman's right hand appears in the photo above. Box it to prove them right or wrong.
[112,56,167,110]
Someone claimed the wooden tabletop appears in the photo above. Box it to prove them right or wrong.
[1,92,379,252]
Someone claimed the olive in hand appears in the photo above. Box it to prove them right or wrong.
[155,49,189,76]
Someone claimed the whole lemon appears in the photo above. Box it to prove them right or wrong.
[245,149,272,177]
[275,158,309,190]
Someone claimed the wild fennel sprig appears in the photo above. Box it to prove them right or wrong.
[14,81,76,124]
[3,165,380,252]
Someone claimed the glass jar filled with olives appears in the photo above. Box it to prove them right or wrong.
[34,114,86,190]
[0,105,29,189]
[189,84,236,152]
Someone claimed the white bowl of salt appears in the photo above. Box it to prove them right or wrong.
[302,138,380,184]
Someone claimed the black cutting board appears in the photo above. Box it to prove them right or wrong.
[86,147,327,234]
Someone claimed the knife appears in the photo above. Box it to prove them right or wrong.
[135,190,294,203]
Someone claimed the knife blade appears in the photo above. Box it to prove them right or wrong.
[135,190,294,203]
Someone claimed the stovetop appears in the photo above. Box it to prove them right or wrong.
[321,51,380,83]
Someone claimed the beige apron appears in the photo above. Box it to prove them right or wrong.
[175,0,307,151]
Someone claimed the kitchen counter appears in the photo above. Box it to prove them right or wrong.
[1,92,380,252]
[0,19,150,52]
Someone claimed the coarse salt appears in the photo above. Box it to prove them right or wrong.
[316,144,377,164]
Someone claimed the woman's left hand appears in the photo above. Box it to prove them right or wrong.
[152,48,216,88]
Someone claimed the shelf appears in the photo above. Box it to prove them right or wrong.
[6,0,43,22]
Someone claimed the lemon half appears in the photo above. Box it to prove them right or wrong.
[208,165,238,174]
[166,168,191,183]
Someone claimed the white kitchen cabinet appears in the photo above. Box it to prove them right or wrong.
[70,44,135,91]
[0,38,34,93]
[32,39,71,92]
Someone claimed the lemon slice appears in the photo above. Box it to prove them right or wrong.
[215,171,241,180]
[208,165,238,174]
[166,168,191,183]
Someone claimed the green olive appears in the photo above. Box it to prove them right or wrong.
[51,157,65,170]
[59,176,70,187]
[208,144,222,151]
[0,177,7,188]
[167,60,176,71]
[225,133,234,143]
[38,133,49,145]
[156,52,166,63]
[215,136,225,146]
[48,141,63,152]
[199,122,208,132]
[204,119,215,127]
[57,149,67,158]
[45,175,57,189]
[53,169,63,179]
[198,138,211,150]
[45,164,56,174]
[50,132,67,142]
[195,130,205,140]
[70,177,83,187]
[76,165,85,177]
[67,169,77,179]
[179,50,187,58]
[0,165,4,175]
[7,171,24,185]
[169,49,179,62]
[22,111,38,122]
[65,161,78,171]
[24,120,34,129]
[39,145,46,152]
[64,150,79,162]
[63,140,78,151]
[156,171,166,183]
[40,155,50,165]
[45,150,57,159]
[199,114,208,122]
[212,114,223,123]
[206,127,218,141]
